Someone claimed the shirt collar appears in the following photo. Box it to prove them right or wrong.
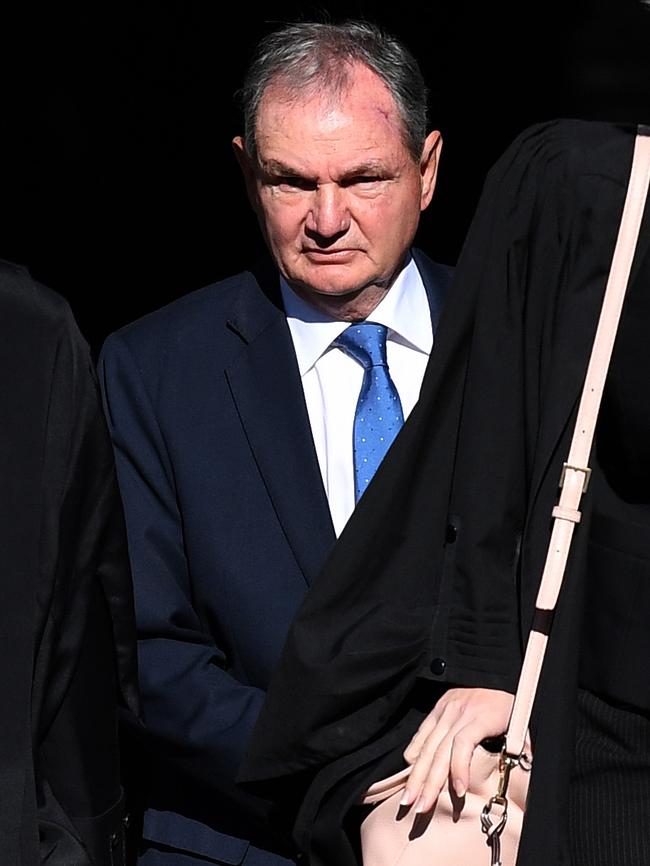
[281,254,433,377]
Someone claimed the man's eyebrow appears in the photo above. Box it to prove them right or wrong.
[259,159,390,179]
[259,160,307,177]
[340,160,389,179]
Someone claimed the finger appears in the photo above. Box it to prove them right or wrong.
[403,729,427,764]
[448,706,511,798]
[413,735,456,813]
[449,729,476,798]
[402,701,460,792]
[401,726,455,809]
[400,743,437,805]
[403,705,447,764]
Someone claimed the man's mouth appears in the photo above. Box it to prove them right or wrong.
[303,248,358,260]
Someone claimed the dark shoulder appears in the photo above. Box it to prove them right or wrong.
[490,119,638,186]
[0,259,88,356]
[114,270,246,337]
[412,249,454,283]
[496,118,635,155]
[102,262,279,366]
[0,259,73,323]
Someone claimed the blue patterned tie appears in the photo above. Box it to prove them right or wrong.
[334,322,404,501]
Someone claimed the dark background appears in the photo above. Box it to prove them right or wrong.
[2,0,650,354]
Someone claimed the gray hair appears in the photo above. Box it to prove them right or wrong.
[237,20,429,162]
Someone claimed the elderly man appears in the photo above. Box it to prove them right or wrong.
[98,19,451,866]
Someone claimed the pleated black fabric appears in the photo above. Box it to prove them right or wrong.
[570,689,650,866]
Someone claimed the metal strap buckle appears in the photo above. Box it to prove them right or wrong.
[481,751,516,864]
[559,462,592,493]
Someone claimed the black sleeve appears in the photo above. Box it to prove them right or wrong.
[33,306,140,866]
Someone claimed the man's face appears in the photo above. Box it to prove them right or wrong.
[233,64,441,315]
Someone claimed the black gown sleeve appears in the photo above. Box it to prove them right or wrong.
[30,297,140,864]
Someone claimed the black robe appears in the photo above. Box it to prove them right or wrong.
[238,119,650,865]
[0,260,140,864]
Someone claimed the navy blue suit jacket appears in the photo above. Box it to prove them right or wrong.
[98,250,451,866]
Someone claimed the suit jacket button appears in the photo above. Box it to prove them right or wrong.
[445,523,457,544]
[110,832,119,848]
[430,657,446,676]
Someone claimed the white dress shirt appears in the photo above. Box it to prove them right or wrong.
[281,256,434,537]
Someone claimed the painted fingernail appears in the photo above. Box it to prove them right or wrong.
[414,797,428,814]
[399,791,413,807]
[455,780,466,798]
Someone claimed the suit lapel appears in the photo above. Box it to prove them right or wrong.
[225,263,335,586]
[412,248,451,331]
[224,253,449,586]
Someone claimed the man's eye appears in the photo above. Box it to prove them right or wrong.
[274,176,316,191]
[343,176,383,187]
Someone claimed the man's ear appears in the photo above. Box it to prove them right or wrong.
[419,130,443,211]
[232,136,259,207]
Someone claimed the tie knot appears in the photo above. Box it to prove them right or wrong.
[333,322,388,370]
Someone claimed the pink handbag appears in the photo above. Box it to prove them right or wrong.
[360,742,531,866]
[359,129,650,866]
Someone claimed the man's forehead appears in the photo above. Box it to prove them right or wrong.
[257,63,400,125]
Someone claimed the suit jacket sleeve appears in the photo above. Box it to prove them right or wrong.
[98,330,278,828]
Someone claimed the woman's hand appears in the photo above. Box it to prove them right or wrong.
[400,687,514,813]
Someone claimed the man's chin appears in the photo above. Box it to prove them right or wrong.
[284,272,391,319]
[287,270,375,300]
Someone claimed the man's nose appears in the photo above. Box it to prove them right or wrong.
[305,185,350,239]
